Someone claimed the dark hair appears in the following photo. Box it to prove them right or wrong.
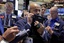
[41,4,46,8]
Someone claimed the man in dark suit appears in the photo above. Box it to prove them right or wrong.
[11,2,47,43]
[28,3,48,43]
[11,2,48,43]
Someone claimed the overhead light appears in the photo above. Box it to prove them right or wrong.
[3,0,6,2]
[54,4,63,6]
[44,0,52,3]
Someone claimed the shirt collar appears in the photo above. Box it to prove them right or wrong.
[5,12,11,15]
[51,17,59,22]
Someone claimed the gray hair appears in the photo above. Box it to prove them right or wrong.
[50,6,58,12]
[5,2,14,9]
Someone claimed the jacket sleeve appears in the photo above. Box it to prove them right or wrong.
[0,19,4,35]
[14,20,25,31]
[51,23,64,42]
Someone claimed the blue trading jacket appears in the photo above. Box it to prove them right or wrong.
[0,18,4,35]
[44,17,64,43]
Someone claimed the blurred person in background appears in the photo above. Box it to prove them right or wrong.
[44,6,64,43]
[47,14,51,20]
[0,0,5,34]
[22,10,29,18]
[40,5,47,23]
[0,2,17,28]
[0,1,19,43]
[41,5,46,17]
[15,10,32,30]
[17,10,28,21]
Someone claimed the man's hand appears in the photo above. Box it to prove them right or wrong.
[45,26,53,35]
[34,21,45,35]
[27,13,33,25]
[34,21,39,26]
[2,26,19,42]
[0,35,3,41]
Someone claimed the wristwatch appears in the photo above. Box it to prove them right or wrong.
[0,37,9,43]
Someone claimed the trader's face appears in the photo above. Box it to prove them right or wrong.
[41,7,46,15]
[30,7,40,15]
[23,10,29,18]
[50,10,58,19]
[6,5,13,14]
[27,13,33,24]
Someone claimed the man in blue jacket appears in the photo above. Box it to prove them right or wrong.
[0,2,17,27]
[44,6,64,43]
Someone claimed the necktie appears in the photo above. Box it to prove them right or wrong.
[6,15,9,26]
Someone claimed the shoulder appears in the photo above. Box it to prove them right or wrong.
[58,18,64,28]
[45,19,51,23]
[11,13,16,16]
[44,19,51,26]
[58,18,64,24]
[16,19,23,23]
